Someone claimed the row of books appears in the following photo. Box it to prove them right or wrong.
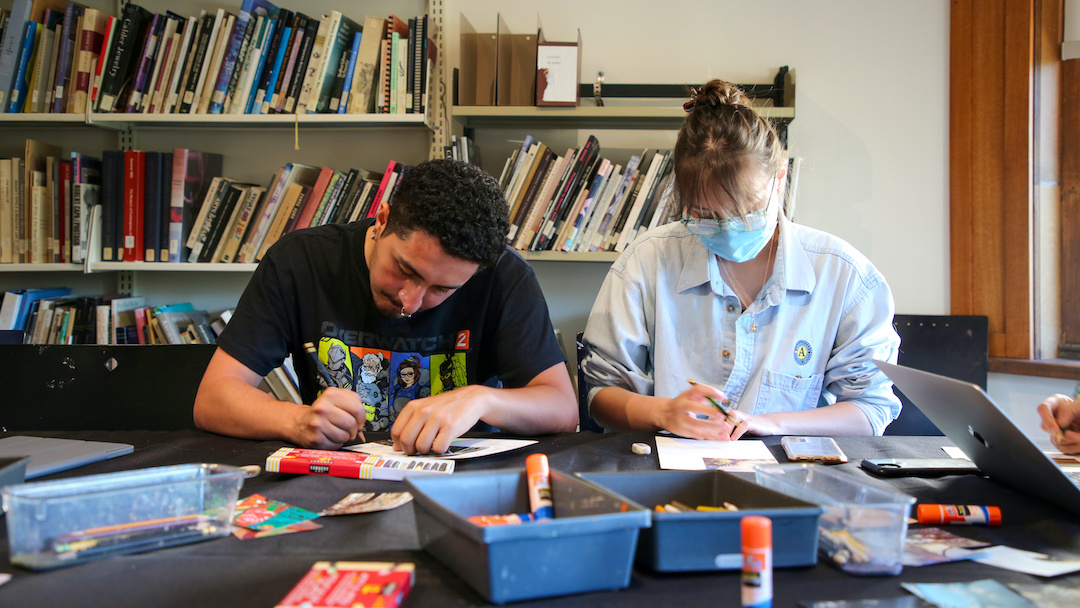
[499,135,675,253]
[0,290,219,346]
[0,138,414,265]
[0,140,100,264]
[174,157,406,266]
[0,0,437,116]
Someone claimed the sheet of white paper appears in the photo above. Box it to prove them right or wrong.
[536,45,578,102]
[0,573,10,587]
[973,545,1080,577]
[345,437,537,460]
[655,436,777,472]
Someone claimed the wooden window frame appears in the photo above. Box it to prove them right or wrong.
[951,0,1080,379]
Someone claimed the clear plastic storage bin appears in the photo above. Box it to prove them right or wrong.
[3,463,245,570]
[754,463,916,575]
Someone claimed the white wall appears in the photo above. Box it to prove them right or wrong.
[448,0,1060,438]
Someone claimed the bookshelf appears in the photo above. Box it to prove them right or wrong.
[452,104,796,131]
[451,67,796,261]
[0,0,446,329]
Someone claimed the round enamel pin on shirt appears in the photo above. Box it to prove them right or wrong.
[794,340,813,365]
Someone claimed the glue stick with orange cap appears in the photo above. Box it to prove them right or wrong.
[741,515,772,608]
[525,453,553,520]
[916,504,1002,526]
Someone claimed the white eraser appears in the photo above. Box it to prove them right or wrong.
[632,442,652,455]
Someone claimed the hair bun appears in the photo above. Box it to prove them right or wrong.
[684,79,750,113]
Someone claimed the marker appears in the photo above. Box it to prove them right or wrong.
[525,453,554,520]
[741,515,772,608]
[916,504,1002,526]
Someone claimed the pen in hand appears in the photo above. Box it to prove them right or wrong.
[304,342,366,443]
[687,378,741,427]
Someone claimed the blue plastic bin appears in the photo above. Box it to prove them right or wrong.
[405,468,651,604]
[577,470,823,571]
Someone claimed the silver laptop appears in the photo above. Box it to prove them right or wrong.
[0,436,133,480]
[874,359,1080,516]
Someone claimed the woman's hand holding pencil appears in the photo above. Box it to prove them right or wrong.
[647,379,747,441]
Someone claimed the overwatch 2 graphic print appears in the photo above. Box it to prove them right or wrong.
[313,334,468,431]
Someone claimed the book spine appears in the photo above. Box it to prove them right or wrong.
[98,4,146,113]
[251,11,288,112]
[208,9,253,114]
[99,150,123,262]
[9,22,39,113]
[123,150,145,261]
[51,3,81,112]
[73,9,105,114]
[257,23,291,113]
[142,151,162,261]
[336,32,361,113]
[0,0,33,111]
[125,13,163,113]
[283,18,318,114]
[177,14,213,114]
[270,18,305,113]
[163,16,198,114]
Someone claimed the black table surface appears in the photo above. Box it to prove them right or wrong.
[1,430,1078,608]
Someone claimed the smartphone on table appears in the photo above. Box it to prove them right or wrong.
[781,436,848,464]
[859,458,981,478]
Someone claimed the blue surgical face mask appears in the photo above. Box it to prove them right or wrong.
[694,187,781,263]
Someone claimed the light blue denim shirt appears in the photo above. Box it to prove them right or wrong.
[581,217,902,435]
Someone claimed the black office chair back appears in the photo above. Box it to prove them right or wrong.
[576,331,604,432]
[884,314,989,436]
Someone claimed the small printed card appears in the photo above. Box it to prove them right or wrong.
[231,493,322,539]
[275,561,414,608]
[903,527,990,567]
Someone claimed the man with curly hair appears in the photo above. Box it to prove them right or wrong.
[194,159,577,454]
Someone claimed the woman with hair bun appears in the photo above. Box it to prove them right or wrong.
[580,79,902,440]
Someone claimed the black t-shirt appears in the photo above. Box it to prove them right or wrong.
[217,219,565,431]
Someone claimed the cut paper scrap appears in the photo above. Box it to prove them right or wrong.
[232,493,322,535]
[320,492,413,516]
[902,579,1036,608]
[903,527,990,567]
[972,545,1080,577]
